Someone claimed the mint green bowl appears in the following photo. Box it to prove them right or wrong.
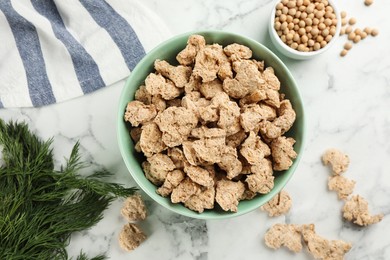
[117,30,305,220]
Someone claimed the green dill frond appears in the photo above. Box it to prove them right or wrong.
[76,251,107,260]
[0,120,54,173]
[64,141,86,173]
[0,119,136,260]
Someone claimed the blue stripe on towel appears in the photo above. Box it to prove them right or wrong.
[31,0,105,94]
[0,0,55,107]
[80,0,145,70]
[0,100,3,108]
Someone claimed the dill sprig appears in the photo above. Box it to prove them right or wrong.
[0,120,136,260]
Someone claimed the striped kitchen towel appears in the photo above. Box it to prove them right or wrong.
[0,0,171,108]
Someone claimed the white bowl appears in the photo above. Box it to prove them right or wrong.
[269,0,341,60]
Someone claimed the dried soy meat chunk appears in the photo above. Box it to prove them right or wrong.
[264,224,303,253]
[145,73,181,100]
[121,194,147,221]
[322,149,350,175]
[261,190,292,217]
[171,177,201,203]
[240,131,271,166]
[328,175,355,200]
[157,170,186,197]
[118,223,147,252]
[154,59,192,88]
[124,101,157,127]
[301,224,352,260]
[184,186,215,213]
[215,179,245,212]
[342,195,383,226]
[139,122,166,157]
[177,34,206,65]
[154,107,198,147]
[271,136,297,171]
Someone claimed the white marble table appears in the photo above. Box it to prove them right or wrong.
[1,0,389,259]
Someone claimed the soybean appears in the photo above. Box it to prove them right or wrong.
[274,0,338,52]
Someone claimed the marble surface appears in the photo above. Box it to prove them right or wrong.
[1,0,390,259]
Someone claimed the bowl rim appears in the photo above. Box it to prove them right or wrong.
[269,0,342,58]
[117,30,306,220]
